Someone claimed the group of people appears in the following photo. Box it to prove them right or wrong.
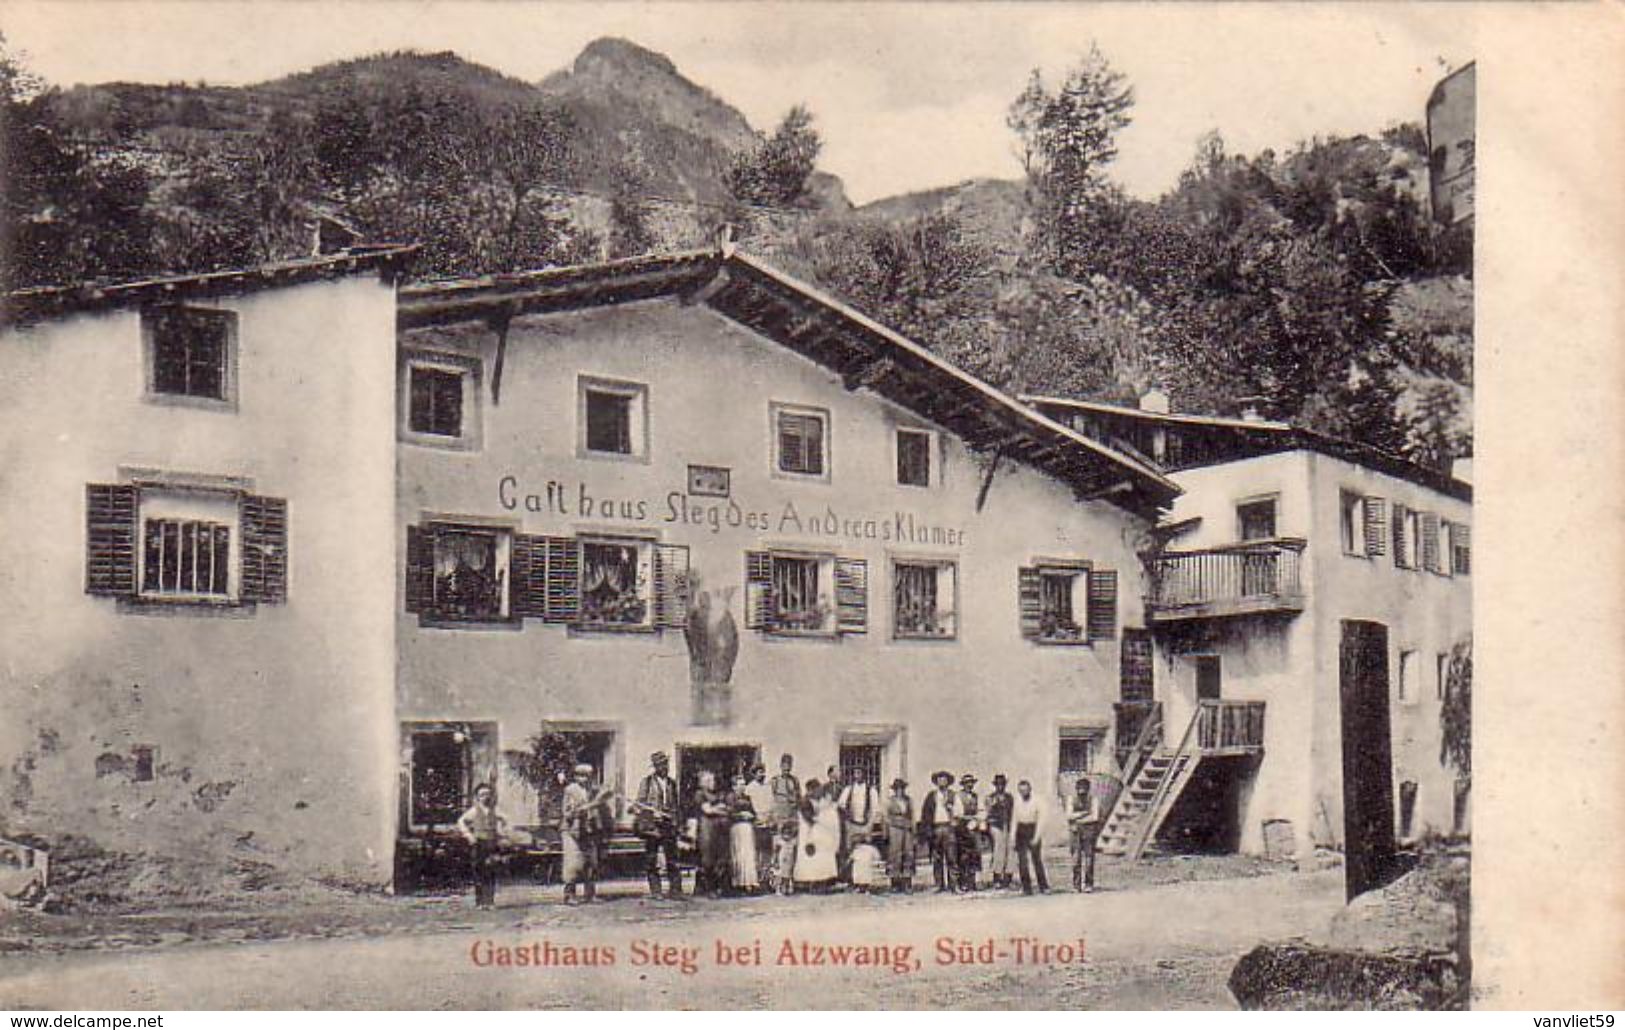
[452,750,1108,909]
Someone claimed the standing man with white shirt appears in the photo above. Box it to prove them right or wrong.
[1012,779,1050,895]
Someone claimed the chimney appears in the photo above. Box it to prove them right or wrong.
[1138,388,1170,414]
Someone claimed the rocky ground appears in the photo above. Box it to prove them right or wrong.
[0,853,1340,1010]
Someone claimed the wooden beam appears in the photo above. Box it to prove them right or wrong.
[843,356,900,392]
[974,445,1007,513]
[487,308,514,406]
[680,268,731,306]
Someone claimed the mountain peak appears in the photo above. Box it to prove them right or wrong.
[573,37,679,78]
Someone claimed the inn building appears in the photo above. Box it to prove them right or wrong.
[392,249,1179,866]
[1027,394,1472,888]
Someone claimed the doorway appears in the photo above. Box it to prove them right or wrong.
[1195,655,1222,701]
[675,743,761,821]
[1340,619,1396,899]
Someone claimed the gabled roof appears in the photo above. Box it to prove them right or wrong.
[2,246,419,328]
[1024,394,1471,504]
[400,249,1180,518]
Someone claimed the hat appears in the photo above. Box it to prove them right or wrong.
[651,750,669,763]
[992,773,1008,785]
[960,774,977,786]
[891,777,908,790]
[931,770,954,786]
[573,763,595,775]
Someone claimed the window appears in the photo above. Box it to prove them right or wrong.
[579,376,648,460]
[1448,521,1472,576]
[411,529,689,630]
[896,428,933,487]
[892,559,957,640]
[138,489,239,602]
[773,403,829,478]
[1057,728,1100,798]
[744,550,867,636]
[1342,491,1387,558]
[1398,649,1420,705]
[401,353,480,448]
[1019,563,1117,643]
[579,539,653,628]
[87,482,287,607]
[145,306,234,405]
[409,365,463,437]
[1436,652,1449,701]
[1236,497,1277,541]
[422,525,512,622]
[131,745,156,783]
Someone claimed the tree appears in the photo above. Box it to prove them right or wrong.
[1007,45,1134,276]
[725,104,822,207]
[1439,635,1471,784]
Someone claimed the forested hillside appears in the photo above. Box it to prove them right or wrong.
[0,36,1470,468]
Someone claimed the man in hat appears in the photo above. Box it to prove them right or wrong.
[916,770,959,892]
[955,773,983,892]
[456,782,507,909]
[885,777,916,892]
[986,773,1016,890]
[769,753,801,894]
[562,763,612,904]
[1067,776,1103,893]
[837,767,883,881]
[635,751,683,898]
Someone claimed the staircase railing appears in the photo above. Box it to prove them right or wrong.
[1102,702,1163,830]
[1125,703,1205,861]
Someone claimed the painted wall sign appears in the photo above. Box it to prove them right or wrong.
[686,464,731,498]
[496,474,966,547]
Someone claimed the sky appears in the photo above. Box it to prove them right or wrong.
[2,2,1475,205]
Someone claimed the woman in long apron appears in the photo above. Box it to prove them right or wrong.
[728,773,760,894]
[695,770,732,898]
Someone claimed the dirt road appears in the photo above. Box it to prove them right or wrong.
[0,867,1342,1009]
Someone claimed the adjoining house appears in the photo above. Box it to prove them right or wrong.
[392,248,1179,875]
[1026,393,1472,889]
[0,248,415,887]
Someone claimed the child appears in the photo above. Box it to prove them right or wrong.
[848,833,886,894]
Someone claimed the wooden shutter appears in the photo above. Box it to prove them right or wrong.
[1449,522,1471,575]
[1391,503,1410,568]
[86,483,139,596]
[654,543,691,629]
[542,536,579,624]
[1363,497,1387,557]
[240,495,288,604]
[744,550,775,630]
[511,534,548,618]
[1421,512,1442,573]
[404,525,434,614]
[1087,568,1119,642]
[834,557,868,634]
[1018,566,1043,639]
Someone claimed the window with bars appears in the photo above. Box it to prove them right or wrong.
[143,518,231,598]
[146,307,232,403]
[893,560,957,639]
[774,404,828,477]
[86,483,286,607]
[772,555,827,631]
[896,428,932,487]
[744,550,864,636]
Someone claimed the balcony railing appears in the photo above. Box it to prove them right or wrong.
[1148,538,1306,621]
[1196,699,1267,753]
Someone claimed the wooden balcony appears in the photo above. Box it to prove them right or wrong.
[1196,699,1266,754]
[1148,538,1306,622]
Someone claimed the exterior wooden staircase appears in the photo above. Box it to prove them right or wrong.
[1098,699,1267,860]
